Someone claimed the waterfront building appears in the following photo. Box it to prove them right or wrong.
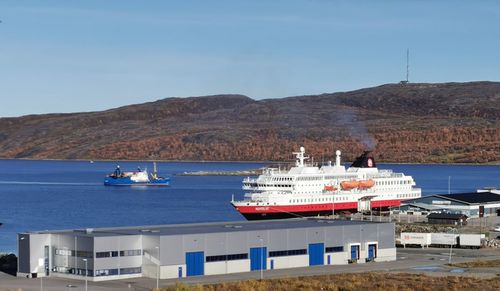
[17,218,396,281]
[393,190,500,218]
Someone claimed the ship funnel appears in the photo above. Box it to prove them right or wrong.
[335,150,341,167]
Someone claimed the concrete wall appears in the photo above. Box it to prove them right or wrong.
[269,255,308,270]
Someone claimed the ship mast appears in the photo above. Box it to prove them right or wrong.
[293,146,309,167]
[152,161,158,179]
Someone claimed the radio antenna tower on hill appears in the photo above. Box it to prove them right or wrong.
[400,48,410,85]
[406,48,410,83]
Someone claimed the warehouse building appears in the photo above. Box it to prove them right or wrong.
[393,190,500,218]
[17,218,395,282]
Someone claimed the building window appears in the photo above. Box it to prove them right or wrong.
[269,249,307,257]
[95,269,119,276]
[76,251,93,258]
[206,253,248,262]
[120,267,142,275]
[120,249,142,257]
[96,252,111,258]
[55,249,72,256]
[325,246,344,253]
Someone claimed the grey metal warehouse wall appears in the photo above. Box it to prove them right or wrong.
[17,219,396,281]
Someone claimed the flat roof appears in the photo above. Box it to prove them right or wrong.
[398,203,444,211]
[24,218,390,238]
[434,191,500,204]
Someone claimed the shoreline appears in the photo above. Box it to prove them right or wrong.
[0,157,498,166]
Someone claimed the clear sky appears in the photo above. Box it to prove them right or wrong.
[0,0,499,117]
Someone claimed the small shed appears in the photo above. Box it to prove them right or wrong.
[427,213,468,225]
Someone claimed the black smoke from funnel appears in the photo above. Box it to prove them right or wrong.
[336,107,377,150]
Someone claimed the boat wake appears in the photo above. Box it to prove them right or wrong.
[0,181,100,186]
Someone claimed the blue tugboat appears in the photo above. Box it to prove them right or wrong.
[104,162,170,186]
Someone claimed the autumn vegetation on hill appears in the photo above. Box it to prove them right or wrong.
[0,81,499,163]
[159,272,500,291]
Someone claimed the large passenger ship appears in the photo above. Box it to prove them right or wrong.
[231,147,421,220]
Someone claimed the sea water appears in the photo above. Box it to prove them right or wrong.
[0,160,498,253]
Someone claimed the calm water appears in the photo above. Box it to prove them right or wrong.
[0,160,498,253]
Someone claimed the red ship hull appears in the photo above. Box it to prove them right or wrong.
[233,199,402,220]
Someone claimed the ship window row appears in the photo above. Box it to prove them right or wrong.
[296,176,323,181]
[269,248,307,257]
[256,184,292,188]
[206,253,248,262]
[398,193,418,198]
[271,184,292,188]
[324,175,353,180]
[271,177,293,181]
[375,180,411,186]
[325,246,344,253]
[96,249,142,258]
[290,197,349,204]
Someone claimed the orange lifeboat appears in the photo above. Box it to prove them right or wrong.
[324,185,337,191]
[358,179,375,189]
[340,180,360,190]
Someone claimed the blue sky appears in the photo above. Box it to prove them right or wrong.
[0,0,499,117]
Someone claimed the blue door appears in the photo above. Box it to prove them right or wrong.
[368,244,376,259]
[308,243,324,266]
[327,255,331,265]
[270,259,274,270]
[350,245,358,261]
[250,247,267,271]
[178,266,182,278]
[186,251,204,276]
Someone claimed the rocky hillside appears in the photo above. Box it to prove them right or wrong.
[0,82,499,163]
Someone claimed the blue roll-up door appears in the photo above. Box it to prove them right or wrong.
[308,243,324,266]
[350,245,358,261]
[186,251,204,276]
[368,244,376,259]
[250,247,267,271]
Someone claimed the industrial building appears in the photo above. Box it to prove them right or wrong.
[392,190,500,218]
[17,218,396,282]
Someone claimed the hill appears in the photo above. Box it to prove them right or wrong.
[0,82,499,163]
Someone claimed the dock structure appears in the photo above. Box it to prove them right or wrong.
[18,218,396,281]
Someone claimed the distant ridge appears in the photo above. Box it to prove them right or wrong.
[0,82,499,163]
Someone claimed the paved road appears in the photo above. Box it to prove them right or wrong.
[1,248,499,291]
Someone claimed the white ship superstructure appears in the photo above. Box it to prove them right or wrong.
[231,147,421,220]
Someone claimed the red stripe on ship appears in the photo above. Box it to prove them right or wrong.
[235,199,402,214]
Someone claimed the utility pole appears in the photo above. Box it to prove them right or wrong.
[406,48,410,83]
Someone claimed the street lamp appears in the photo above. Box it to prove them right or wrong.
[82,258,88,291]
[259,238,264,281]
[155,246,160,290]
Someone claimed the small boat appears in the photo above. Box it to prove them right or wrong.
[324,185,337,191]
[104,162,170,186]
[340,180,360,190]
[358,179,375,189]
